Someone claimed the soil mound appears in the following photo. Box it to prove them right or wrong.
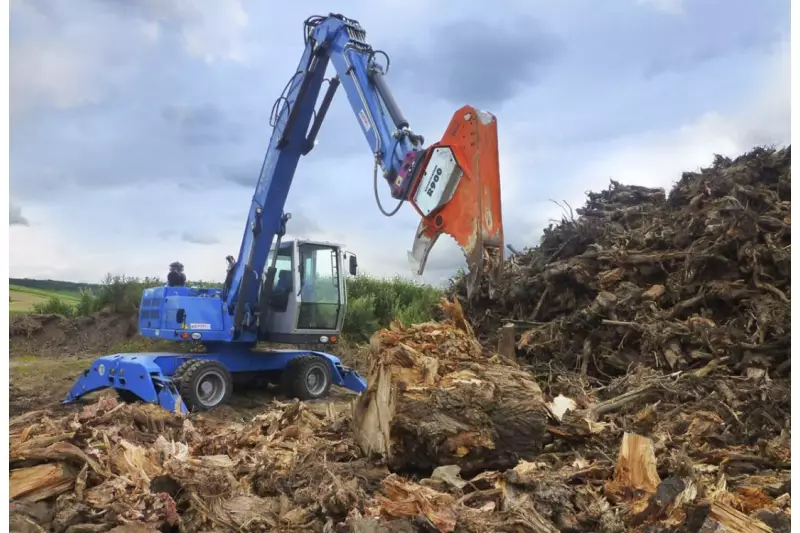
[10,309,140,357]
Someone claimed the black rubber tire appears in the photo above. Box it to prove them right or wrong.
[170,358,193,387]
[284,355,332,401]
[178,359,233,412]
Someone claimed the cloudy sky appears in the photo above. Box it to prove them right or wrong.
[9,0,790,285]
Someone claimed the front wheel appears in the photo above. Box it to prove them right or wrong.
[285,355,332,401]
[178,359,233,411]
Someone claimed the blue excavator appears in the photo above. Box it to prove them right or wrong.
[65,13,505,413]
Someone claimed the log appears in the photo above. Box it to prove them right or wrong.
[497,323,516,361]
[10,462,77,502]
[353,299,549,475]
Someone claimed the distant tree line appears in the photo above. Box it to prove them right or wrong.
[10,278,101,293]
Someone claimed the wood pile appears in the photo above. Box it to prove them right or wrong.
[8,311,790,532]
[451,146,791,380]
[9,146,791,532]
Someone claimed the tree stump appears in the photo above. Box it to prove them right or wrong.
[353,299,549,476]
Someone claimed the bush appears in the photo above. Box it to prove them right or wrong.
[342,294,381,341]
[75,289,97,317]
[32,296,75,317]
[93,274,162,315]
[342,275,441,341]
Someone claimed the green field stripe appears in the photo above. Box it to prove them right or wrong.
[9,285,83,302]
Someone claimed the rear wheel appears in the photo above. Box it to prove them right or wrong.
[170,358,193,388]
[284,355,332,401]
[178,360,233,411]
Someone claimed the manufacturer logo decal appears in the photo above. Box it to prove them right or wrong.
[358,109,371,132]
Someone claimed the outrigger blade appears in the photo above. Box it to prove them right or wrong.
[408,105,504,298]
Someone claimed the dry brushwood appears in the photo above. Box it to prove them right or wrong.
[451,146,791,381]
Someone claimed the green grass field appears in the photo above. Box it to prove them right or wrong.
[9,284,82,313]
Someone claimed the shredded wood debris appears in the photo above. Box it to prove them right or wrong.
[9,147,790,532]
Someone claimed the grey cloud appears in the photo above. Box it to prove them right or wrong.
[10,0,57,21]
[285,211,321,237]
[639,0,788,79]
[222,164,259,188]
[10,2,144,118]
[91,0,250,63]
[394,15,561,108]
[10,203,29,226]
[181,231,219,245]
[162,103,244,146]
[643,31,784,78]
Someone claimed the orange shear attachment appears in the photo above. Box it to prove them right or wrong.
[407,105,504,298]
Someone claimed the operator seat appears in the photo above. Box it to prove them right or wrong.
[271,270,293,311]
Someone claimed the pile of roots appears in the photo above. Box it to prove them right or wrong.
[452,146,791,380]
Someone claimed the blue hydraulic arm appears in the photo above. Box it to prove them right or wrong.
[224,13,505,341]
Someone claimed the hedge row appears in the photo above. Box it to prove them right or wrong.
[30,274,442,341]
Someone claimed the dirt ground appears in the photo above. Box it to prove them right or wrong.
[9,310,165,417]
[10,310,152,358]
[10,356,93,417]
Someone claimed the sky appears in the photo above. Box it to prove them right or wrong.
[8,0,791,285]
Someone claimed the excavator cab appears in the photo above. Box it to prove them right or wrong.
[258,239,356,345]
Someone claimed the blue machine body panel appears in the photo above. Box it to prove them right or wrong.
[139,286,230,342]
[65,351,367,414]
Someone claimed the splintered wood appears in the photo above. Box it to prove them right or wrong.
[606,432,661,499]
[353,298,549,475]
[10,463,76,502]
[8,346,792,532]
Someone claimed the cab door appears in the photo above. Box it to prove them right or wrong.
[295,243,345,334]
[259,241,301,340]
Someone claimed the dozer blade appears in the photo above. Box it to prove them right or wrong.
[408,105,504,299]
